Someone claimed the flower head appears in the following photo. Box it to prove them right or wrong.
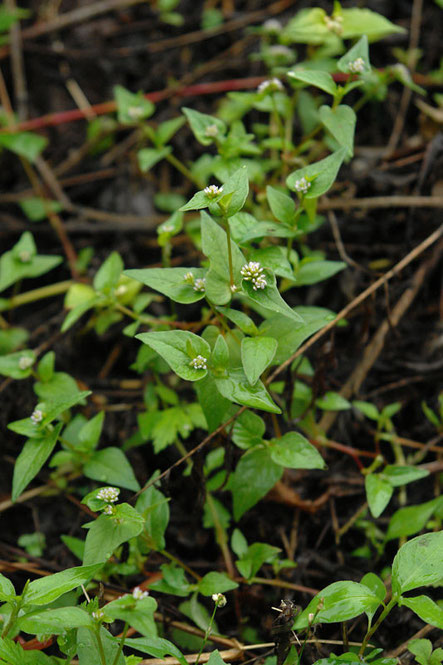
[18,250,32,263]
[92,609,105,621]
[293,177,311,195]
[263,18,282,34]
[30,409,43,425]
[348,57,365,74]
[103,504,116,516]
[204,124,219,138]
[204,184,223,199]
[212,593,227,607]
[189,355,208,370]
[240,261,268,291]
[324,14,343,35]
[183,271,195,284]
[257,78,284,94]
[97,487,120,503]
[127,106,144,120]
[132,586,149,600]
[193,278,206,293]
[18,356,33,371]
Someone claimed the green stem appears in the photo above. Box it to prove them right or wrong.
[112,621,129,665]
[165,153,204,188]
[359,597,397,657]
[223,217,234,288]
[95,627,107,665]
[195,603,218,665]
[1,603,19,638]
[1,280,73,310]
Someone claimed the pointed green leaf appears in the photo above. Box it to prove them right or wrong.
[215,368,281,414]
[399,595,443,629]
[241,336,277,385]
[24,564,102,606]
[125,266,206,304]
[230,447,283,520]
[12,424,62,502]
[83,503,144,565]
[136,330,211,381]
[84,447,140,491]
[392,531,443,595]
[0,131,47,162]
[286,148,346,199]
[319,105,356,158]
[198,571,238,595]
[365,474,394,518]
[269,431,325,469]
[138,146,172,172]
[287,70,337,96]
[242,271,303,323]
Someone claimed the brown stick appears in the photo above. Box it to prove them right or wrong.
[318,195,443,211]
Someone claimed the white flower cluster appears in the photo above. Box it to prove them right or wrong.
[18,356,33,371]
[103,504,115,516]
[92,609,105,620]
[18,250,32,263]
[193,278,206,293]
[240,261,267,291]
[97,487,120,503]
[348,57,365,74]
[204,184,223,199]
[205,124,219,138]
[132,586,149,600]
[189,355,208,370]
[160,223,174,233]
[183,271,194,284]
[294,177,311,194]
[212,593,227,607]
[257,78,284,94]
[324,14,343,35]
[262,19,282,34]
[30,409,43,424]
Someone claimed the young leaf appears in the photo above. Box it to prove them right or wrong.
[0,131,47,162]
[136,480,170,551]
[319,105,356,158]
[268,432,325,469]
[386,497,443,541]
[232,410,266,449]
[365,474,394,519]
[316,392,351,411]
[215,368,281,414]
[0,350,36,379]
[0,573,15,601]
[114,85,155,124]
[105,594,158,637]
[0,232,62,293]
[217,306,258,336]
[125,267,207,304]
[23,564,102,606]
[83,447,140,491]
[230,447,283,520]
[293,581,381,628]
[287,70,337,96]
[399,595,443,630]
[93,251,124,292]
[266,185,296,226]
[242,271,303,324]
[138,146,172,172]
[286,148,347,199]
[83,504,144,565]
[218,166,249,218]
[236,542,281,580]
[198,571,238,595]
[12,424,63,502]
[182,107,226,145]
[19,196,62,222]
[136,330,211,381]
[391,531,443,595]
[241,336,277,385]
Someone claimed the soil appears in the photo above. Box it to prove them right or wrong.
[0,0,442,661]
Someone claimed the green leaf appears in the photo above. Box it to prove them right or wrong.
[232,410,266,449]
[230,447,283,520]
[236,542,281,580]
[201,211,246,289]
[295,259,346,285]
[360,573,386,603]
[287,69,337,96]
[382,465,429,487]
[12,424,62,502]
[136,330,211,381]
[105,594,158,637]
[0,637,63,665]
[241,336,277,385]
[136,478,170,551]
[286,148,346,199]
[341,9,405,41]
[93,251,123,292]
[138,146,172,172]
[269,432,325,469]
[122,636,188,665]
[217,306,258,335]
[399,595,443,629]
[182,107,226,146]
[19,197,63,222]
[0,573,15,601]
[242,271,303,324]
[149,563,192,597]
[282,8,330,45]
[155,116,186,146]
[83,503,144,565]
[249,246,294,281]
[266,186,296,226]
[337,35,371,73]
[0,131,47,162]
[198,571,238,595]
[78,626,125,665]
[215,368,281,414]
[114,85,155,124]
[353,400,379,421]
[391,531,443,595]
[365,474,394,518]
[78,411,104,452]
[0,232,62,293]
[17,606,93,634]
[319,105,356,158]
[83,447,140,491]
[212,334,230,370]
[231,528,248,558]
[294,581,381,629]
[408,639,435,665]
[8,390,91,438]
[387,497,443,541]
[194,374,231,432]
[218,166,249,217]
[0,349,35,379]
[316,391,351,411]
[24,564,102,606]
[125,267,206,304]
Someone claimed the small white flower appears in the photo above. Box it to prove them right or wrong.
[132,586,149,600]
[263,18,282,33]
[294,177,311,194]
[212,593,227,607]
[97,487,120,503]
[257,78,284,94]
[241,261,268,291]
[183,271,195,284]
[268,45,293,60]
[204,124,219,138]
[92,609,105,620]
[30,409,43,425]
[127,106,144,120]
[193,278,206,293]
[115,284,127,296]
[324,14,343,35]
[160,224,174,233]
[190,355,208,370]
[18,356,33,371]
[204,184,223,199]
[348,57,365,74]
[230,284,238,293]
[18,250,32,263]
[103,504,115,516]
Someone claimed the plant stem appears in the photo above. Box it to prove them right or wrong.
[112,621,129,665]
[223,217,234,288]
[2,280,73,309]
[359,597,397,656]
[95,627,108,665]
[195,603,218,665]
[165,153,203,188]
